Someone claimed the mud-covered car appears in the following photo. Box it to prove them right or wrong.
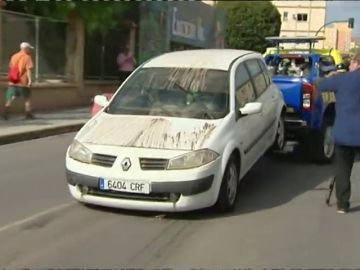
[66,49,286,212]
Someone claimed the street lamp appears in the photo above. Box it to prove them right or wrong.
[315,18,355,36]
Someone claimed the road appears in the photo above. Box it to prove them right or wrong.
[1,133,360,268]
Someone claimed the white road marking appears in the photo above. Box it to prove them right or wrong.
[0,202,75,233]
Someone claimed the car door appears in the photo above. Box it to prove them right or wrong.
[258,58,281,135]
[245,58,277,152]
[233,61,265,173]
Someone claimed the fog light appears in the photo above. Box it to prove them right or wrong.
[169,193,180,202]
[78,185,89,194]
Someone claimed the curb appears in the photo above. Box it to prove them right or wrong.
[0,123,86,145]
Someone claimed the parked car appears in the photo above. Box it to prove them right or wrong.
[264,36,343,162]
[90,93,113,117]
[66,49,286,213]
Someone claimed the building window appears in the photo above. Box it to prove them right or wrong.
[283,11,288,21]
[296,13,308,22]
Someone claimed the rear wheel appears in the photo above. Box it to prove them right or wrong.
[215,157,239,212]
[304,120,335,163]
[271,114,286,151]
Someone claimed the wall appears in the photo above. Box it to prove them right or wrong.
[0,81,119,114]
[170,1,225,49]
[138,1,225,64]
[202,1,216,6]
[272,0,326,49]
[325,22,352,52]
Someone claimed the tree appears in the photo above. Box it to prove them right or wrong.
[5,2,137,83]
[217,1,281,53]
[5,2,136,33]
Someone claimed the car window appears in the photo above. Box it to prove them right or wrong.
[246,59,268,97]
[320,55,335,66]
[318,55,337,77]
[258,59,271,86]
[267,55,313,77]
[235,63,256,108]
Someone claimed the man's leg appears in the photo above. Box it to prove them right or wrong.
[335,145,355,212]
[22,87,34,119]
[3,86,17,120]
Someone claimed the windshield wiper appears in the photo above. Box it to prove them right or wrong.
[198,110,215,120]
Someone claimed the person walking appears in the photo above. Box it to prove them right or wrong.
[3,42,35,120]
[316,53,360,214]
[117,45,136,83]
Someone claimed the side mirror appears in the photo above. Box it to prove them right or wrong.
[239,102,263,116]
[94,95,110,108]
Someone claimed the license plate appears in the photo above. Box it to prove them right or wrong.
[286,107,295,113]
[99,178,150,194]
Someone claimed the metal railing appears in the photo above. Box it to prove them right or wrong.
[0,9,67,82]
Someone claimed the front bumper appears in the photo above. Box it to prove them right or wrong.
[66,152,222,212]
[65,141,225,212]
[66,170,214,197]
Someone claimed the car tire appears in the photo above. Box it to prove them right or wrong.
[304,119,335,163]
[215,156,239,212]
[271,114,286,152]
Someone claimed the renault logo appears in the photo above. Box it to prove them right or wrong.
[121,157,132,171]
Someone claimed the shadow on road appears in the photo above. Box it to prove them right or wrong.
[85,149,333,220]
[163,151,333,220]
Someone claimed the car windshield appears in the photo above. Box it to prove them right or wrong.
[107,67,229,120]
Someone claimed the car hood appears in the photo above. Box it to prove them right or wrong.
[76,113,222,151]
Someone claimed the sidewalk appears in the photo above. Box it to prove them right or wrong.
[0,107,90,145]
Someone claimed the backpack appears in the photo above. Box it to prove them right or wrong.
[8,55,22,84]
[8,65,21,84]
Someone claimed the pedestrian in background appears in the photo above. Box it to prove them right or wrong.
[117,44,136,83]
[3,42,35,120]
[316,53,360,214]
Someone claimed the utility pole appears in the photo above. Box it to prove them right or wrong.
[315,18,355,36]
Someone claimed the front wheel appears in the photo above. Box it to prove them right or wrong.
[215,157,239,212]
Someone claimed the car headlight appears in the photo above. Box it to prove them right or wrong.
[167,149,219,170]
[68,140,92,164]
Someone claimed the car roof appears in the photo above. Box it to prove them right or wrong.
[143,49,259,71]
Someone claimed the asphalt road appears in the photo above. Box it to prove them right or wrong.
[1,133,360,268]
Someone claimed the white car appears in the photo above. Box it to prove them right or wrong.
[66,49,286,212]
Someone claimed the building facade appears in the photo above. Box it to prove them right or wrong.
[272,0,326,48]
[138,1,226,64]
[325,22,352,52]
[202,1,217,6]
[350,37,360,50]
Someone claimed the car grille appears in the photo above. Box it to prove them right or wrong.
[91,154,117,168]
[139,158,168,170]
[88,188,179,202]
